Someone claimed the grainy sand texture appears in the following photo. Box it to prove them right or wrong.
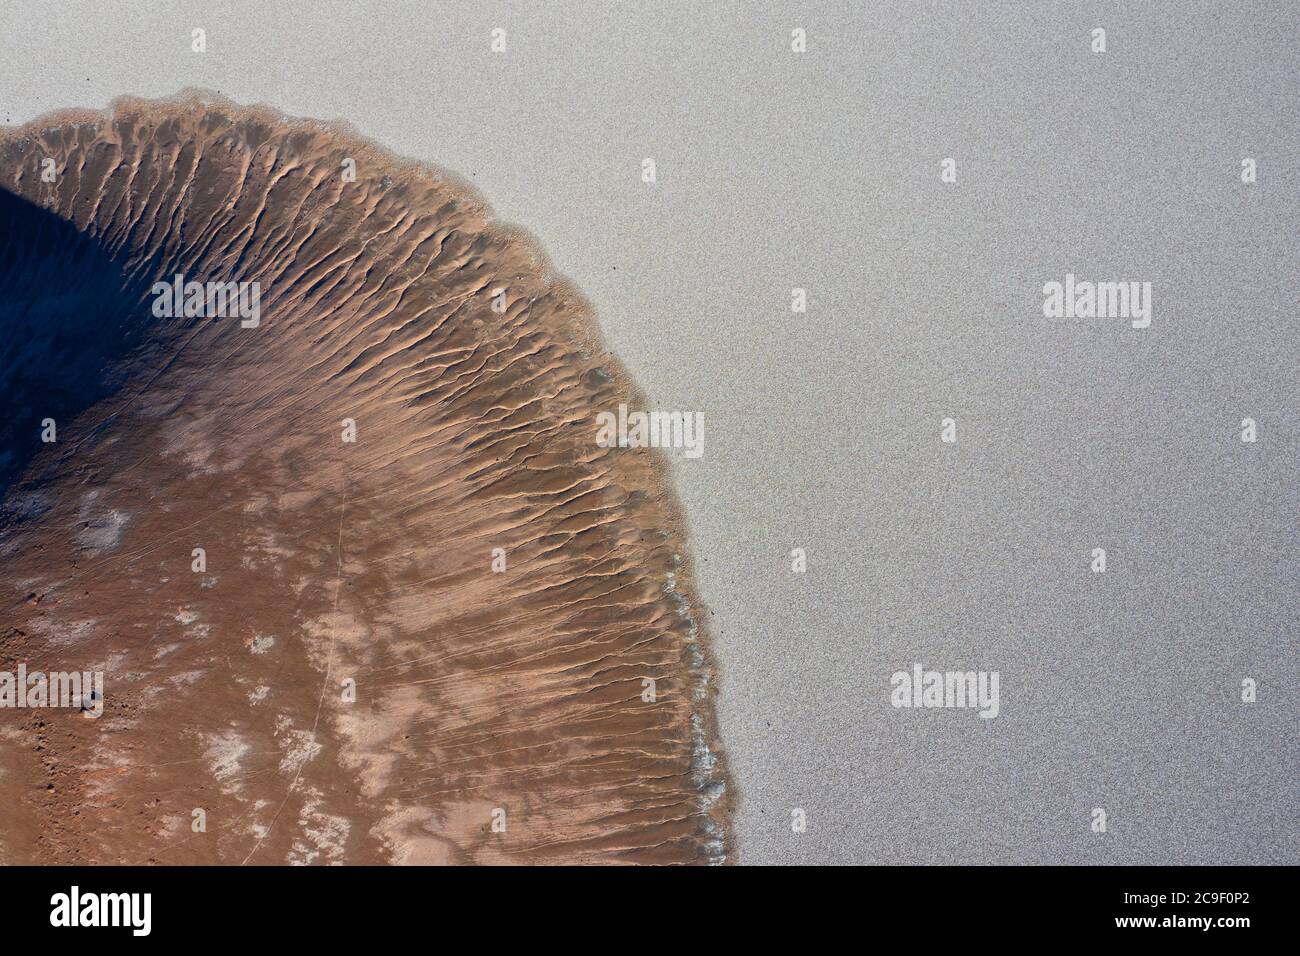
[0,96,729,864]
[1,2,1295,869]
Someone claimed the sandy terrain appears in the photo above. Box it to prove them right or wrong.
[0,2,1295,867]
[0,96,728,864]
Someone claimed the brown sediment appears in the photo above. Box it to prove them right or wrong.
[0,92,730,864]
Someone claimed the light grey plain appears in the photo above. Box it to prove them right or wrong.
[2,0,1296,864]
